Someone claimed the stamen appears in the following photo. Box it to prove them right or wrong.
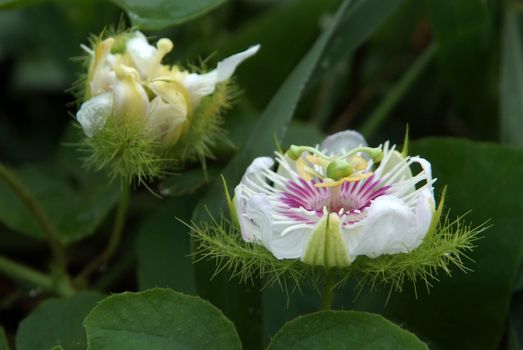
[341,146,383,162]
[296,157,314,181]
[314,172,373,188]
[147,38,174,80]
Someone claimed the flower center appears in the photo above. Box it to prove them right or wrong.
[279,175,389,224]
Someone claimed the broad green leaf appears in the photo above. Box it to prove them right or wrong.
[0,0,45,9]
[136,198,197,293]
[267,311,427,350]
[110,0,227,30]
[500,4,523,146]
[0,327,9,350]
[514,265,523,292]
[426,0,495,137]
[83,288,241,350]
[347,138,523,350]
[0,163,119,244]
[509,292,523,350]
[16,292,104,350]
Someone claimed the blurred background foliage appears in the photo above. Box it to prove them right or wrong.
[1,0,523,349]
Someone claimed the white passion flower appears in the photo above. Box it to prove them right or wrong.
[76,31,260,146]
[233,130,436,267]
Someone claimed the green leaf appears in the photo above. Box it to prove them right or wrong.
[0,0,46,9]
[500,4,523,146]
[0,327,9,350]
[426,0,494,136]
[0,163,119,244]
[83,288,241,350]
[347,138,523,350]
[110,0,227,30]
[16,292,104,350]
[509,292,523,350]
[136,198,197,293]
[267,311,427,350]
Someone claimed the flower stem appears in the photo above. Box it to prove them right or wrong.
[0,163,67,271]
[75,184,130,284]
[320,270,336,310]
[0,255,74,297]
[360,42,437,137]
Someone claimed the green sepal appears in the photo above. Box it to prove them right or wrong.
[302,213,350,267]
[401,124,409,158]
[221,175,239,227]
[173,80,237,163]
[426,186,446,238]
[80,117,174,185]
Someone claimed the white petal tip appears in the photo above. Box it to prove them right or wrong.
[216,44,261,82]
[76,92,113,138]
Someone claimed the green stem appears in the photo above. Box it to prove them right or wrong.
[360,43,437,137]
[76,184,130,284]
[320,270,336,310]
[0,163,67,271]
[0,255,73,297]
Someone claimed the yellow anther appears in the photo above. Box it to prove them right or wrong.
[314,172,373,188]
[115,64,140,81]
[296,157,314,181]
[306,154,326,166]
[157,38,174,55]
[349,156,368,171]
[147,38,174,80]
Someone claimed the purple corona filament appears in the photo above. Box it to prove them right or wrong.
[279,175,390,225]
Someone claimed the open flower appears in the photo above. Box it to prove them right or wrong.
[77,31,259,146]
[233,130,436,267]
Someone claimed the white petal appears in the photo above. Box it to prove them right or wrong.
[410,156,434,189]
[215,45,260,81]
[183,45,260,106]
[319,130,367,156]
[76,92,113,137]
[146,96,188,146]
[239,157,274,189]
[347,195,419,258]
[126,31,156,78]
[235,192,272,243]
[413,187,435,246]
[111,68,149,119]
[269,223,315,259]
[339,223,363,263]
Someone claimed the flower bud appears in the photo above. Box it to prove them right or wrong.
[75,29,259,182]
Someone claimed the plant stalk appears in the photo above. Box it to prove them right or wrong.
[76,184,130,284]
[0,163,67,271]
[0,255,74,297]
[320,270,336,310]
